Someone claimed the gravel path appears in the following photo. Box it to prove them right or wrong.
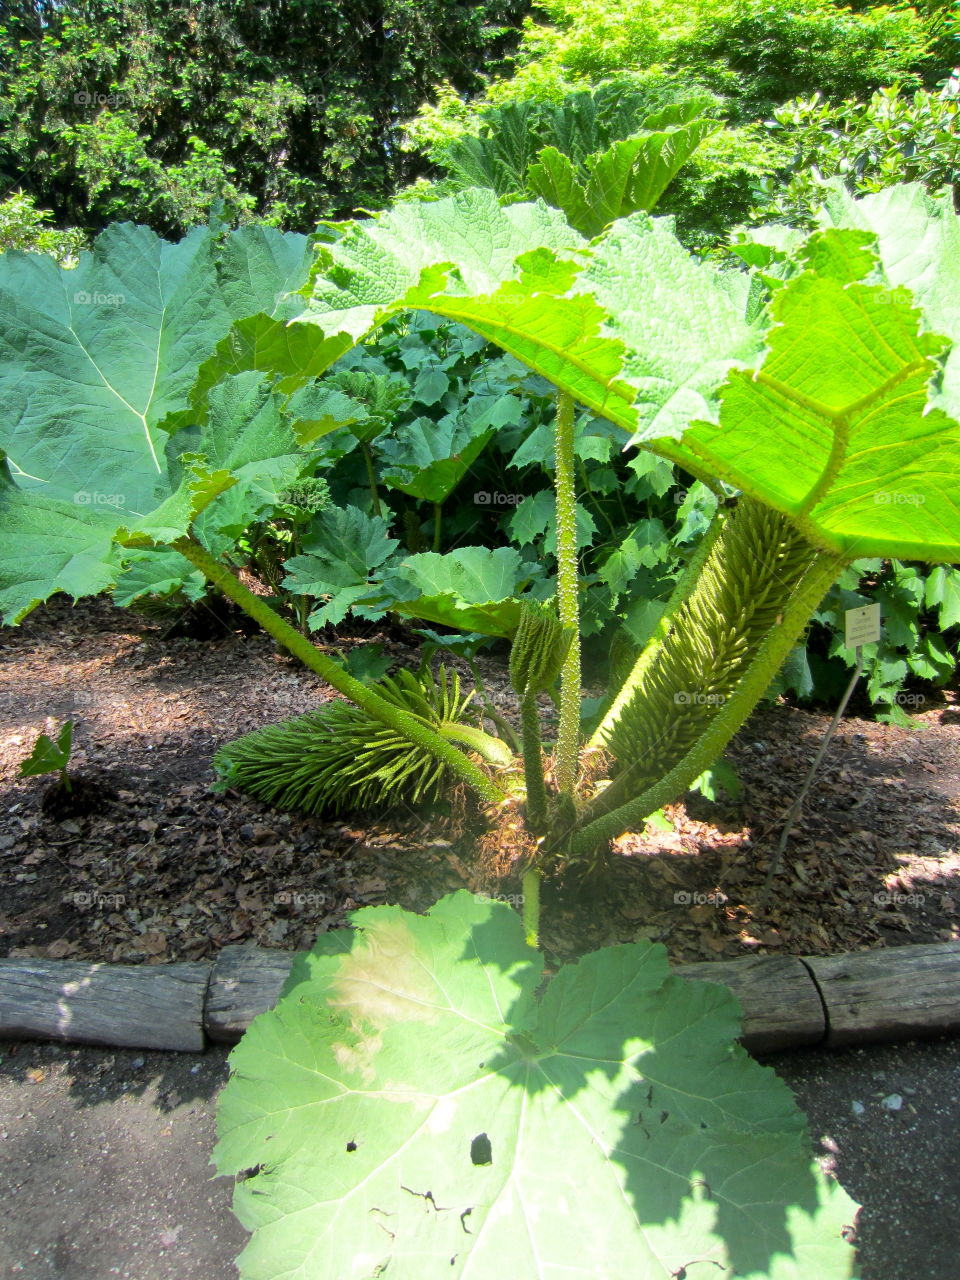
[1,1035,958,1279]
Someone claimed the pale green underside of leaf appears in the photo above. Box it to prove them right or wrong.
[816,183,960,419]
[214,892,858,1280]
[684,254,960,562]
[295,192,753,446]
[295,189,960,563]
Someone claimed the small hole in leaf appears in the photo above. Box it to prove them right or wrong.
[660,1111,669,1124]
[346,1141,358,1152]
[470,1133,492,1166]
[237,1164,263,1183]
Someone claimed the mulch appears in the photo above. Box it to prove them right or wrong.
[2,594,958,970]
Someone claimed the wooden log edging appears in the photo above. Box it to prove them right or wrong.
[2,941,960,1054]
[0,957,210,1051]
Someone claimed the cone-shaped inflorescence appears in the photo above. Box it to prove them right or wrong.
[597,498,820,803]
[509,599,572,831]
[214,665,509,816]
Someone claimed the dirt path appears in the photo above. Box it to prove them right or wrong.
[2,1034,959,1279]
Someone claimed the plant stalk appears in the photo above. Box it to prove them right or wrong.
[360,441,382,516]
[521,867,541,949]
[519,691,549,832]
[553,390,581,795]
[568,549,847,855]
[173,536,507,805]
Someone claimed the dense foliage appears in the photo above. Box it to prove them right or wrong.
[411,0,955,245]
[0,0,530,234]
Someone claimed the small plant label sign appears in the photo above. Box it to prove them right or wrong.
[844,602,881,648]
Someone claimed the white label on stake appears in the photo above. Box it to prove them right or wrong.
[845,603,881,648]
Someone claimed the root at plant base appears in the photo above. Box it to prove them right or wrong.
[474,797,544,890]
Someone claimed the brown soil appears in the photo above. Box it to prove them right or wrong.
[2,594,959,969]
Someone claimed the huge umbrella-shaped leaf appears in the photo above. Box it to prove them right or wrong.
[214,891,858,1279]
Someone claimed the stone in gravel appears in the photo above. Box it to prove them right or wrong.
[882,1093,904,1111]
[852,1100,866,1115]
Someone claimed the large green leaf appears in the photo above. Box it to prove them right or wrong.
[816,183,960,418]
[282,505,400,628]
[295,189,960,564]
[682,230,960,562]
[378,392,520,504]
[190,372,305,540]
[0,463,120,623]
[294,192,762,454]
[111,548,207,608]
[379,415,495,503]
[528,110,720,238]
[214,892,858,1280]
[216,225,314,323]
[0,224,233,513]
[367,546,538,637]
[190,312,353,411]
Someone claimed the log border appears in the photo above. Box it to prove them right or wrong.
[2,941,960,1054]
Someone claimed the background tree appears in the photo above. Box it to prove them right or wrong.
[0,0,533,236]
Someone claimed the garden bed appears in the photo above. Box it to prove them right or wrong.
[2,593,959,970]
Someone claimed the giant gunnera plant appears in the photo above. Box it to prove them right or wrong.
[3,179,958,1275]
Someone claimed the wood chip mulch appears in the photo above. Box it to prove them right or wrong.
[2,595,958,970]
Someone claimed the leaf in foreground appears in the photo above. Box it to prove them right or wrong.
[214,892,858,1280]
